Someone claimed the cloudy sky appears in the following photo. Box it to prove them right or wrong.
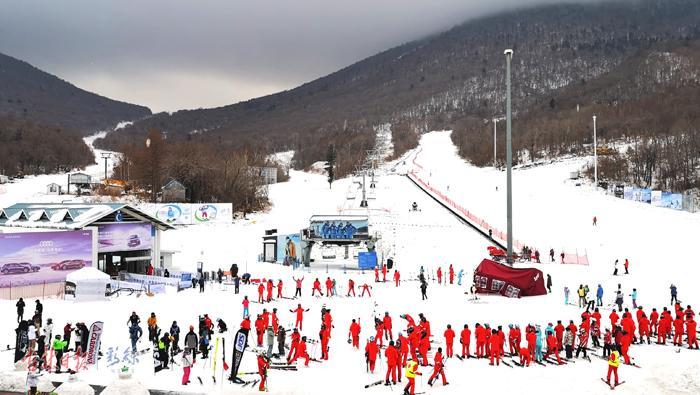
[0,0,598,112]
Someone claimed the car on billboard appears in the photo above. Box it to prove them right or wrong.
[51,259,86,271]
[127,234,141,247]
[0,262,41,275]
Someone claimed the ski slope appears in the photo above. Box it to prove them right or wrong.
[1,131,699,394]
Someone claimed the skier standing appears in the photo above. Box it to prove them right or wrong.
[312,278,323,296]
[457,270,463,286]
[613,260,619,276]
[615,291,624,312]
[277,326,286,356]
[420,280,427,300]
[427,347,448,386]
[394,270,401,287]
[564,287,570,305]
[52,335,67,373]
[360,283,372,297]
[290,304,309,330]
[181,350,193,385]
[605,350,621,387]
[242,296,249,318]
[184,326,198,361]
[384,340,399,385]
[349,319,361,348]
[129,323,142,354]
[170,321,180,352]
[257,353,270,391]
[16,298,25,323]
[448,265,454,284]
[293,276,304,298]
[670,284,678,305]
[546,275,552,293]
[597,285,604,306]
[444,325,455,358]
[365,337,379,372]
[403,359,421,395]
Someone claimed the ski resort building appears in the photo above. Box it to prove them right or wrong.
[0,203,174,298]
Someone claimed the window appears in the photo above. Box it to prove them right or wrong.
[505,285,521,298]
[475,275,488,289]
[491,279,505,292]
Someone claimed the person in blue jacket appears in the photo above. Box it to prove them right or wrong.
[597,285,604,307]
[129,323,143,353]
[457,270,464,286]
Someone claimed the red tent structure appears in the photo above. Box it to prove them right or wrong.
[473,259,547,298]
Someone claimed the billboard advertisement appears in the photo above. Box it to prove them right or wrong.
[309,216,369,240]
[97,223,152,253]
[0,230,93,287]
[651,190,663,207]
[623,186,633,200]
[153,204,192,225]
[192,203,232,224]
[276,234,301,265]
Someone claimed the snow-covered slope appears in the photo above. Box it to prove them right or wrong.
[1,131,698,394]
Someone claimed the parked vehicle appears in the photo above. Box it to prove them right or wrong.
[50,259,86,271]
[127,234,141,247]
[0,262,41,275]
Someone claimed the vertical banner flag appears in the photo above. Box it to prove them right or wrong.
[86,321,104,365]
[229,328,249,383]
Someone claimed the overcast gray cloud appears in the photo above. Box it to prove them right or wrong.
[0,0,601,112]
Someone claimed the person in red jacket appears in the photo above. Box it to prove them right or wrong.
[277,279,283,298]
[610,310,620,329]
[475,324,486,358]
[650,308,659,336]
[444,325,455,358]
[526,328,537,358]
[261,309,270,329]
[312,278,323,297]
[592,308,602,324]
[383,313,393,341]
[489,329,502,366]
[375,319,385,348]
[360,283,372,297]
[419,332,430,366]
[484,324,492,355]
[408,328,419,362]
[384,341,399,385]
[293,276,304,298]
[545,331,562,364]
[290,304,309,330]
[508,325,518,355]
[365,337,379,372]
[325,277,333,297]
[437,267,443,284]
[257,353,270,391]
[398,332,409,367]
[240,316,251,331]
[393,270,400,287]
[428,347,448,386]
[287,329,300,362]
[271,308,279,334]
[620,331,632,364]
[638,314,651,344]
[687,318,698,349]
[257,283,265,303]
[673,316,685,346]
[349,319,361,348]
[517,343,531,366]
[554,321,565,352]
[460,324,471,358]
[448,265,455,285]
[266,279,274,302]
[288,336,310,366]
[382,264,387,282]
[374,267,379,282]
[419,314,432,339]
[347,279,356,297]
[320,324,331,360]
[254,315,265,346]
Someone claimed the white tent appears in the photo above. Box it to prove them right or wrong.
[66,267,110,301]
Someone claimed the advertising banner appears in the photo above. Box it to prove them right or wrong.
[86,321,104,365]
[670,193,683,210]
[97,223,153,253]
[623,186,633,200]
[641,189,652,204]
[228,328,249,383]
[0,230,93,287]
[192,203,233,224]
[276,234,301,265]
[153,204,192,225]
[309,216,369,240]
[651,190,663,207]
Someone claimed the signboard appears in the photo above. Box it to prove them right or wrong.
[139,203,232,225]
[623,186,633,200]
[651,190,663,207]
[670,193,683,210]
[0,230,93,287]
[97,223,153,253]
[358,251,378,269]
[309,216,369,240]
[276,234,301,265]
[228,328,249,383]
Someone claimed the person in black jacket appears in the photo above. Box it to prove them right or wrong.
[127,312,140,327]
[34,300,43,325]
[170,321,181,353]
[16,298,25,323]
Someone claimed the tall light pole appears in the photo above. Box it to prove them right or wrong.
[493,118,498,168]
[593,115,598,189]
[504,49,514,264]
[100,152,112,181]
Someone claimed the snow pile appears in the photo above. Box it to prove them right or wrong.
[0,372,25,392]
[54,374,94,395]
[101,370,149,395]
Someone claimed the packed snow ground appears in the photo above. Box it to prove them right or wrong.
[1,131,699,394]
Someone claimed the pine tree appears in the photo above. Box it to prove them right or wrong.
[326,144,336,189]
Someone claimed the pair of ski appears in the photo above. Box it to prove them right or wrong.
[601,378,626,390]
[242,379,260,388]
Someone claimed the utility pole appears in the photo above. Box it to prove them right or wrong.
[504,49,514,264]
[493,118,498,168]
[593,115,598,189]
[100,152,112,181]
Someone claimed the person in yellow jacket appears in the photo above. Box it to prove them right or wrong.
[606,350,621,387]
[403,359,421,395]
